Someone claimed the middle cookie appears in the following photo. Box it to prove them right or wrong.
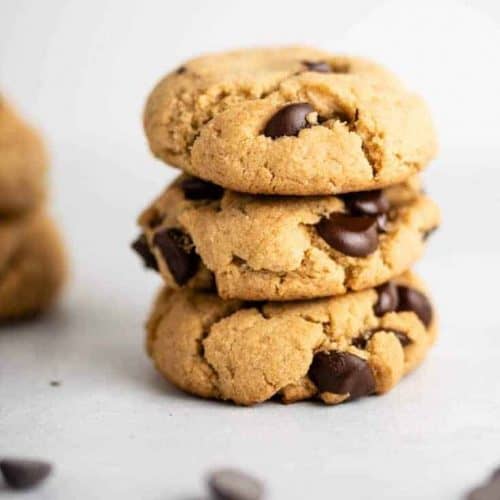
[135,175,440,301]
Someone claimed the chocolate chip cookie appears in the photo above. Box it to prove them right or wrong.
[135,175,440,300]
[0,215,67,321]
[147,271,436,406]
[0,97,47,215]
[144,47,437,195]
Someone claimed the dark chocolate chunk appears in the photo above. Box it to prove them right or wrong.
[316,213,379,257]
[0,459,52,490]
[308,351,375,400]
[152,228,198,285]
[342,189,390,216]
[376,213,389,233]
[352,329,411,349]
[131,234,158,271]
[263,102,314,138]
[180,177,224,200]
[374,282,399,316]
[302,60,332,73]
[208,468,264,500]
[396,286,433,327]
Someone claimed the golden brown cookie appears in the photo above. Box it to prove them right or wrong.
[144,47,437,195]
[0,215,67,321]
[0,97,47,215]
[134,175,440,301]
[147,271,436,406]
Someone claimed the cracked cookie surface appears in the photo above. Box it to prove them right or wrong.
[0,97,47,215]
[136,175,440,301]
[144,47,437,195]
[146,271,436,406]
[0,214,67,321]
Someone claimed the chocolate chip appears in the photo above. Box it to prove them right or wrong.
[147,209,163,229]
[0,459,52,490]
[423,226,438,240]
[302,60,332,73]
[208,468,264,500]
[352,329,411,349]
[180,177,224,200]
[374,282,399,316]
[131,234,158,271]
[316,213,379,257]
[263,102,314,139]
[376,213,389,233]
[467,468,500,500]
[342,190,390,216]
[396,286,433,327]
[153,228,198,285]
[176,66,186,74]
[308,351,375,400]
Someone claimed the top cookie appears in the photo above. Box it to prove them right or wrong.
[0,97,47,215]
[144,47,437,195]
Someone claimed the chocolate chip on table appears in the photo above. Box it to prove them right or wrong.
[341,189,390,216]
[0,459,52,490]
[308,351,375,400]
[263,102,314,139]
[396,286,433,327]
[180,177,224,200]
[316,213,379,257]
[302,60,332,73]
[208,468,264,500]
[131,234,159,271]
[153,228,199,285]
[374,282,399,316]
[467,467,500,500]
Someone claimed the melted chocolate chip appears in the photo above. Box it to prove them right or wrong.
[208,468,264,500]
[352,329,411,349]
[342,190,390,216]
[263,103,314,138]
[152,228,199,285]
[376,213,389,233]
[374,282,399,316]
[308,351,375,400]
[0,459,52,490]
[302,60,332,73]
[180,177,224,200]
[396,286,433,327]
[131,234,158,271]
[316,213,379,257]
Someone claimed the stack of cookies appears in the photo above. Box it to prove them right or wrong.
[0,97,66,321]
[134,47,440,406]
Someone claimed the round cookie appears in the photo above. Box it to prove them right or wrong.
[146,271,437,406]
[144,47,437,195]
[0,215,67,321]
[135,175,440,301]
[0,97,47,215]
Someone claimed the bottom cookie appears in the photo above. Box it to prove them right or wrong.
[146,271,436,406]
[0,215,67,321]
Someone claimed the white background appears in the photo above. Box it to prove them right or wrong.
[1,1,499,498]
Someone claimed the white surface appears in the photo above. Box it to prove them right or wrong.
[1,1,500,498]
